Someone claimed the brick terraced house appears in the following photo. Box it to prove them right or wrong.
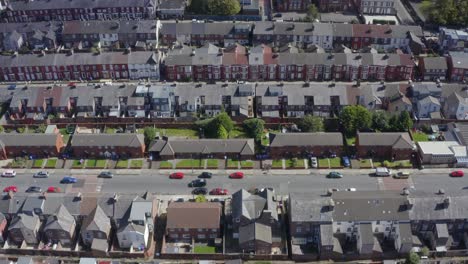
[0,22,60,51]
[71,133,145,158]
[4,0,157,22]
[0,51,160,82]
[356,132,416,160]
[0,133,65,159]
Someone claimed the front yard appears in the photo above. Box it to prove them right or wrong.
[45,158,58,168]
[376,160,412,168]
[130,159,143,168]
[115,160,129,169]
[285,159,305,168]
[85,159,107,168]
[206,159,218,168]
[240,160,254,168]
[226,159,239,168]
[272,160,283,169]
[72,159,84,168]
[176,159,204,169]
[159,161,173,169]
[32,159,44,168]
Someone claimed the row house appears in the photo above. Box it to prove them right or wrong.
[317,0,351,12]
[354,0,396,15]
[356,132,416,160]
[70,133,145,158]
[62,20,161,49]
[448,52,468,82]
[4,0,157,22]
[163,43,414,82]
[0,50,161,82]
[439,28,468,52]
[275,0,311,11]
[0,22,60,51]
[418,57,448,81]
[160,21,253,47]
[156,0,186,19]
[0,133,65,159]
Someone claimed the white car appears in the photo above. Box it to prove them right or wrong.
[2,170,16,177]
[310,157,318,168]
[347,188,357,192]
[33,171,49,178]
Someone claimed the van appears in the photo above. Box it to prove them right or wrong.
[394,171,410,179]
[375,167,391,177]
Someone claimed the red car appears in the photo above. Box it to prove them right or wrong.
[229,172,244,179]
[3,186,17,192]
[169,172,184,179]
[47,186,61,193]
[210,188,229,195]
[450,170,464,177]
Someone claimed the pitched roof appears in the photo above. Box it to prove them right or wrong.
[422,57,448,70]
[239,222,272,244]
[289,193,333,223]
[149,139,255,156]
[44,205,75,232]
[232,189,266,221]
[8,0,156,11]
[72,133,144,147]
[407,191,468,220]
[419,95,440,106]
[166,202,221,229]
[357,132,414,149]
[0,133,59,147]
[81,205,111,234]
[8,213,40,231]
[269,132,343,147]
[63,20,159,35]
[450,52,468,69]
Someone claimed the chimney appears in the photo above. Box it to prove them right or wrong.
[41,192,47,199]
[112,193,119,202]
[405,200,413,210]
[443,197,450,208]
[40,50,46,56]
[53,214,58,221]
[76,192,82,200]
[191,49,196,56]
[125,47,131,54]
[7,191,14,199]
[68,48,74,55]
[13,51,18,57]
[328,199,335,211]
[218,48,223,56]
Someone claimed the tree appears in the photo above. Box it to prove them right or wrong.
[0,125,4,133]
[388,114,399,131]
[214,112,234,134]
[36,124,47,133]
[188,0,209,14]
[405,251,420,264]
[243,118,265,142]
[207,0,240,15]
[195,195,207,203]
[371,111,390,132]
[217,125,228,139]
[339,105,372,136]
[297,115,324,132]
[420,247,430,257]
[143,126,156,148]
[398,111,413,131]
[304,4,319,22]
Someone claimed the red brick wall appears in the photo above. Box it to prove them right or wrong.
[269,145,344,159]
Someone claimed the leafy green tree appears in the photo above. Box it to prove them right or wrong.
[398,111,413,131]
[188,0,209,14]
[339,105,372,136]
[421,247,430,257]
[195,195,207,202]
[297,115,324,132]
[304,4,319,21]
[388,114,399,131]
[405,251,420,264]
[371,111,390,132]
[36,124,47,133]
[143,127,156,147]
[243,118,265,142]
[216,125,228,139]
[207,0,240,15]
[214,112,234,134]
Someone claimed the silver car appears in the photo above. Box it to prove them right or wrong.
[33,171,49,178]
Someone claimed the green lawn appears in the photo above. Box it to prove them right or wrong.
[229,127,247,138]
[86,159,106,168]
[272,160,283,168]
[346,137,356,146]
[116,160,128,168]
[378,160,412,168]
[72,159,84,168]
[412,132,429,142]
[159,161,173,169]
[176,159,203,168]
[226,159,239,168]
[206,159,218,167]
[193,245,216,254]
[59,128,71,144]
[130,159,143,168]
[32,159,44,167]
[45,158,57,168]
[318,158,329,168]
[105,127,116,134]
[359,159,372,168]
[286,159,305,168]
[329,157,342,168]
[10,159,26,168]
[155,128,198,139]
[240,160,254,168]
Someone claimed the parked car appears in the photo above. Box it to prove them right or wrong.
[342,156,351,167]
[450,170,464,177]
[170,172,184,179]
[199,172,213,179]
[229,172,244,179]
[3,186,17,192]
[26,186,42,193]
[188,179,207,187]
[374,167,391,177]
[2,170,16,177]
[347,188,357,191]
[327,171,343,178]
[98,171,113,178]
[210,188,228,195]
[394,171,410,179]
[33,171,49,178]
[192,187,208,195]
[60,176,77,184]
[47,186,61,193]
[310,157,318,168]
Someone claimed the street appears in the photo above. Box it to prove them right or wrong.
[1,168,467,195]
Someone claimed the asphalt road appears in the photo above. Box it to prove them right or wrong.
[1,169,468,195]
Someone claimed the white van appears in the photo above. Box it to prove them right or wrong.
[375,167,391,177]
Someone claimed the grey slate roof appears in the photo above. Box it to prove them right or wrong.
[331,191,410,222]
[357,132,414,149]
[9,213,40,231]
[289,193,333,223]
[0,133,58,147]
[22,196,45,215]
[63,20,159,35]
[232,189,266,221]
[269,132,343,147]
[239,222,272,244]
[397,223,413,244]
[117,221,146,234]
[42,193,82,216]
[358,223,374,245]
[72,133,144,147]
[422,57,448,70]
[82,205,111,234]
[407,191,468,220]
[44,205,75,232]
[320,224,334,246]
[0,194,27,215]
[129,199,153,222]
[166,202,221,229]
[0,22,61,34]
[8,0,156,11]
[149,139,255,156]
[450,51,468,69]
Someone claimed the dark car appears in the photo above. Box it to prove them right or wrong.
[61,176,77,184]
[199,172,213,179]
[189,179,207,187]
[342,156,351,167]
[192,187,208,195]
[98,171,113,178]
[26,186,42,193]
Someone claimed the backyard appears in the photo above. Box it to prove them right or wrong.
[193,245,216,254]
[412,132,429,142]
